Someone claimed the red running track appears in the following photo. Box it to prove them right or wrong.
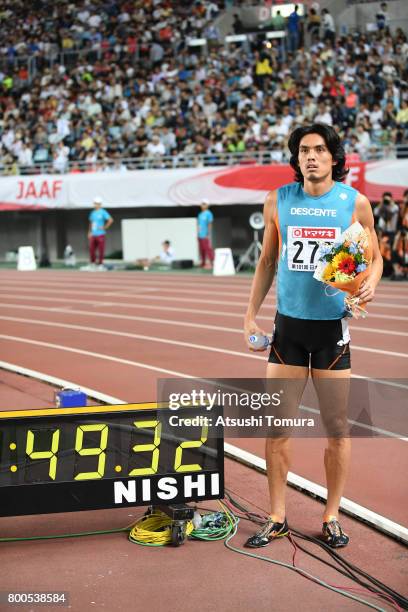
[0,269,407,526]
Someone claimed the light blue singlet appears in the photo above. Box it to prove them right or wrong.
[276,181,357,320]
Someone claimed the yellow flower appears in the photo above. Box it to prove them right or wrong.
[331,250,353,271]
[322,263,335,281]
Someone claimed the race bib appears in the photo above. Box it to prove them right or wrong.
[287,226,341,272]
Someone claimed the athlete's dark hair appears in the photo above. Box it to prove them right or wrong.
[288,123,349,184]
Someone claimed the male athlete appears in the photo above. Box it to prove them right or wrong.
[244,124,382,548]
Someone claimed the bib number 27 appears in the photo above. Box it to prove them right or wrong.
[287,226,340,272]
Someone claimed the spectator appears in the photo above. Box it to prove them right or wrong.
[53,142,70,173]
[354,124,371,158]
[146,134,166,157]
[232,13,244,34]
[376,3,389,32]
[322,8,336,47]
[17,142,33,173]
[315,103,333,126]
[107,152,128,172]
[396,100,408,127]
[307,8,321,40]
[287,5,301,53]
[271,10,285,32]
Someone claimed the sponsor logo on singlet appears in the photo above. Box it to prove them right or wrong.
[290,207,337,217]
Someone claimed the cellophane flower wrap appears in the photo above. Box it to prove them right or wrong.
[313,222,373,318]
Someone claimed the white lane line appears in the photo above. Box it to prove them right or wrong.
[1,293,408,324]
[0,316,262,361]
[0,286,406,310]
[0,360,124,405]
[0,279,407,303]
[0,335,195,379]
[1,315,408,361]
[1,303,408,339]
[0,304,239,334]
[3,271,408,302]
[223,443,408,544]
[0,280,254,299]
[0,292,258,319]
[1,275,407,297]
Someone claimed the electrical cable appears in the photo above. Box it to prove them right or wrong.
[0,526,131,543]
[223,512,388,612]
[224,488,408,611]
[128,503,235,546]
[290,530,408,611]
[128,511,194,546]
[287,532,403,612]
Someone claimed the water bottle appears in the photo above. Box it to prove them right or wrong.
[248,333,271,350]
[192,510,202,529]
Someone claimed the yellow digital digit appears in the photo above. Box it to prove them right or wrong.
[74,424,108,480]
[26,429,60,480]
[129,420,161,476]
[174,424,208,472]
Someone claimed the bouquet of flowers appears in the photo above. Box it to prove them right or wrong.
[313,222,373,318]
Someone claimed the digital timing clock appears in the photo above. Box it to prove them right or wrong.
[0,403,224,517]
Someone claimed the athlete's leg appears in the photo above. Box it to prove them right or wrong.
[265,362,308,521]
[311,367,351,522]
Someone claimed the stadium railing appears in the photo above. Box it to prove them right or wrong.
[2,145,408,176]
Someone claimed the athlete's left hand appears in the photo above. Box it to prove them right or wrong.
[355,278,376,304]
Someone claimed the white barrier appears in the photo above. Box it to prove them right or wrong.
[17,246,36,271]
[213,248,235,276]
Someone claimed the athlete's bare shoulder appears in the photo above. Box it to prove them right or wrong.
[263,189,278,226]
[355,191,374,228]
[355,191,371,208]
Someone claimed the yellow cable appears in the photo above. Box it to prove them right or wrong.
[128,511,194,546]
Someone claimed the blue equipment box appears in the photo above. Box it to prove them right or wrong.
[55,389,87,408]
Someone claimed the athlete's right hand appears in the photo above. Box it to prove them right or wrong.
[244,320,268,351]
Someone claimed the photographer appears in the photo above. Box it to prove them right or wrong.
[399,188,408,230]
[373,192,399,237]
[391,228,408,280]
[377,229,393,277]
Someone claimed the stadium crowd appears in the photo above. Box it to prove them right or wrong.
[0,0,406,277]
[0,0,407,177]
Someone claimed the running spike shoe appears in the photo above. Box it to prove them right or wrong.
[244,517,289,548]
[322,518,350,548]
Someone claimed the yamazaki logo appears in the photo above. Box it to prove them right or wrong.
[292,228,336,239]
[16,180,63,200]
